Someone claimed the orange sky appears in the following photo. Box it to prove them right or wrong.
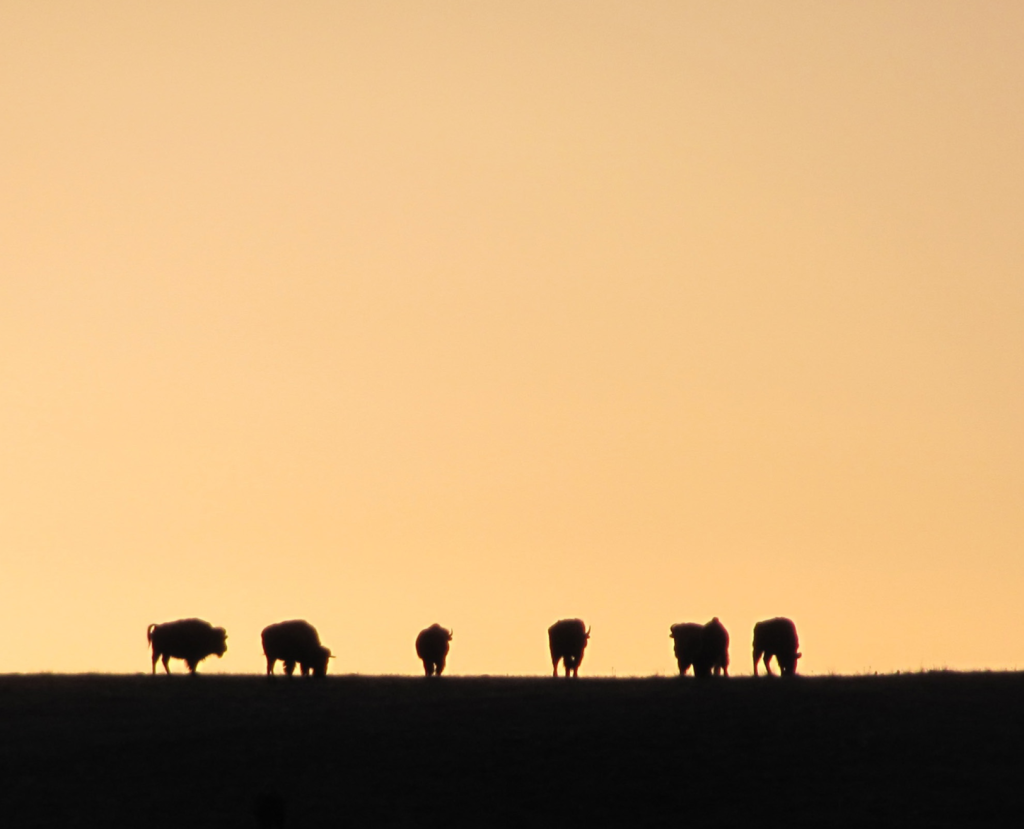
[2,2,1022,675]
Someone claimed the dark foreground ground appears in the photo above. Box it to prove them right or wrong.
[0,672,1020,827]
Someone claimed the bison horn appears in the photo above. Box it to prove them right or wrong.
[586,626,592,637]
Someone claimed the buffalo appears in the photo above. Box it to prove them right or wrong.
[668,622,704,676]
[752,617,802,676]
[671,618,729,675]
[262,620,333,677]
[415,624,453,676]
[669,617,730,677]
[548,618,590,678]
[147,618,227,675]
[700,617,730,677]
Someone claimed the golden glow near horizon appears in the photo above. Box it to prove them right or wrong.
[2,3,1022,675]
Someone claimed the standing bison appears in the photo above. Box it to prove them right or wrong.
[752,617,802,676]
[548,618,590,678]
[669,622,704,676]
[262,620,333,677]
[147,618,227,675]
[669,617,730,677]
[700,617,730,677]
[415,624,453,676]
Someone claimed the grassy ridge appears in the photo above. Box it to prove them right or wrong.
[0,673,1019,827]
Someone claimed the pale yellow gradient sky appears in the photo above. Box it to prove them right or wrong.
[2,2,1022,675]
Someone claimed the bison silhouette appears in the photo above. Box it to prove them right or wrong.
[752,617,802,676]
[548,618,590,678]
[415,624,453,676]
[261,620,333,677]
[670,617,730,678]
[699,617,730,677]
[147,618,227,675]
[669,622,704,675]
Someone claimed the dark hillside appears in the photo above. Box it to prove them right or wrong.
[0,673,1020,827]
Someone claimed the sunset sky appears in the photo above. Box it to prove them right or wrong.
[2,2,1022,676]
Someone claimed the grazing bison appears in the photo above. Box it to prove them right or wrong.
[548,618,590,678]
[147,618,227,675]
[752,617,802,676]
[669,617,730,677]
[415,624,453,676]
[261,620,333,677]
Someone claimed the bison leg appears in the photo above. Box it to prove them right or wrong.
[300,664,310,677]
[752,650,762,677]
[283,660,296,677]
[266,657,276,676]
[151,651,159,675]
[161,654,171,675]
[436,658,446,676]
[552,658,560,678]
[186,658,198,674]
[763,654,775,676]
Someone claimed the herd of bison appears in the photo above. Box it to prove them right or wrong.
[5,615,1019,826]
[147,615,802,678]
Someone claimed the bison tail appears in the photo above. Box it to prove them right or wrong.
[147,623,157,644]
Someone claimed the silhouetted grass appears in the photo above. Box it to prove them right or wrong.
[0,673,1019,827]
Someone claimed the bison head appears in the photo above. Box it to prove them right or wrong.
[211,627,228,657]
[778,651,802,676]
[310,645,332,678]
